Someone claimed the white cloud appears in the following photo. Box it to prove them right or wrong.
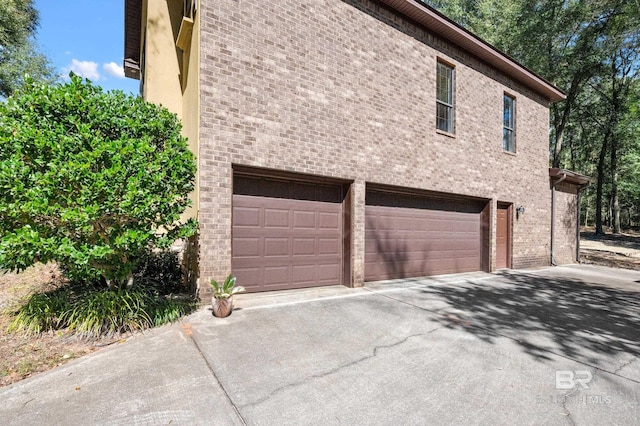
[103,62,125,79]
[62,59,100,81]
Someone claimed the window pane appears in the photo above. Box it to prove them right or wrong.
[503,95,514,128]
[503,128,515,152]
[436,67,447,102]
[445,67,453,104]
[437,103,452,133]
[437,77,448,102]
[436,61,454,133]
[503,94,515,152]
[437,62,453,104]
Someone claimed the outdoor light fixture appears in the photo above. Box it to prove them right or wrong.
[516,205,525,218]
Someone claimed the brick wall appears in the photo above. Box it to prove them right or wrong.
[554,183,579,265]
[198,0,557,290]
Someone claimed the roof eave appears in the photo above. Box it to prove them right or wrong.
[122,0,566,101]
[379,0,566,103]
[124,0,142,81]
[549,168,591,186]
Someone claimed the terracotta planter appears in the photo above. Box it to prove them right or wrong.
[212,297,233,318]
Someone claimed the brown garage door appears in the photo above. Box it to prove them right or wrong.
[232,175,346,292]
[365,190,488,281]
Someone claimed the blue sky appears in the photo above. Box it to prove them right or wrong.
[34,0,140,94]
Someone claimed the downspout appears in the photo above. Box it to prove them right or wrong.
[551,171,567,266]
[576,183,590,263]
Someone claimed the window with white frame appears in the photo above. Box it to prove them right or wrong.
[436,61,455,133]
[503,94,516,152]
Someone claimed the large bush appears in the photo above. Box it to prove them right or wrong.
[0,75,196,286]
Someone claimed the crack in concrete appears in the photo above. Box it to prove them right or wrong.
[368,287,640,385]
[240,331,433,409]
[613,356,639,375]
[558,388,578,426]
[557,367,602,426]
[182,324,247,426]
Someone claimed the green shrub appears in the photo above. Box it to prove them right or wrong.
[62,287,194,337]
[0,74,197,287]
[9,285,197,339]
[9,288,72,334]
[133,250,185,295]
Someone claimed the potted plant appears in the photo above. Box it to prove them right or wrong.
[209,274,245,318]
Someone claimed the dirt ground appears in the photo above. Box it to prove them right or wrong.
[580,228,640,270]
[0,264,115,387]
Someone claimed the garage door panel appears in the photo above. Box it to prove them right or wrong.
[264,209,289,228]
[293,210,316,229]
[319,238,340,255]
[396,217,415,231]
[318,264,340,280]
[233,267,261,288]
[233,206,261,227]
[233,237,261,258]
[291,265,316,283]
[233,176,344,292]
[293,238,315,256]
[264,238,289,257]
[372,215,396,230]
[366,191,485,281]
[319,212,340,229]
[263,266,289,285]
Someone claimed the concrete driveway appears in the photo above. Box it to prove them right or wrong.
[1,265,639,425]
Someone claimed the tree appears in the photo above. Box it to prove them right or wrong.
[571,8,640,234]
[425,0,640,234]
[0,1,38,48]
[0,75,197,287]
[0,0,54,97]
[618,81,640,227]
[425,0,634,169]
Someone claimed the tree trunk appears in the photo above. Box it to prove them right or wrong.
[552,129,564,168]
[585,206,589,227]
[609,59,622,234]
[551,74,583,168]
[569,132,576,170]
[611,138,621,233]
[595,130,610,235]
[608,196,612,228]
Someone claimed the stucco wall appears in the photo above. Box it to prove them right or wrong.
[181,2,200,218]
[142,0,184,117]
[137,0,201,290]
[197,0,556,287]
[139,0,200,218]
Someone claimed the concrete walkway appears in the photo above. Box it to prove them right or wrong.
[1,265,639,425]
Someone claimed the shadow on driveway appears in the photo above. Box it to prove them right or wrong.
[416,268,640,367]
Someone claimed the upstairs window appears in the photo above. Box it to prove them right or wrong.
[436,61,455,133]
[503,94,516,152]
